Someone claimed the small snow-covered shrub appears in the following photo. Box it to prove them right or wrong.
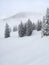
[5,23,11,38]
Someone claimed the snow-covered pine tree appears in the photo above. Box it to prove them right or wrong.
[5,23,10,38]
[18,22,25,37]
[41,20,49,37]
[36,20,42,31]
[41,8,49,37]
[32,23,36,30]
[25,19,33,36]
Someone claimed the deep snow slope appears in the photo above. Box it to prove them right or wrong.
[0,31,49,65]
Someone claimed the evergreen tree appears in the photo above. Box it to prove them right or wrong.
[36,20,42,31]
[5,23,10,38]
[32,23,36,30]
[42,20,49,36]
[18,22,25,37]
[25,19,33,36]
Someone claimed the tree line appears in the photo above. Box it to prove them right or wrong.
[4,18,49,38]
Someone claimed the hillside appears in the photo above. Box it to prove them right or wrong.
[0,31,49,65]
[0,12,43,38]
[1,12,43,26]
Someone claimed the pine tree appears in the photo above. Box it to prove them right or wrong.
[36,20,42,31]
[32,23,36,30]
[18,22,25,37]
[5,23,10,38]
[42,20,49,36]
[25,19,33,36]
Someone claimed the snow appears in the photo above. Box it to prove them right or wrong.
[0,31,49,65]
[0,12,49,65]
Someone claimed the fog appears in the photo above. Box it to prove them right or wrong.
[0,0,49,19]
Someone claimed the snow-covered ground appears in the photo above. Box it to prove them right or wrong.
[0,31,49,65]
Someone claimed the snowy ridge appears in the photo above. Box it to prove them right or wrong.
[0,12,43,25]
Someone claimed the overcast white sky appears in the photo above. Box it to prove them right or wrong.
[0,0,49,19]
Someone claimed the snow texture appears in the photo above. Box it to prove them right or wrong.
[0,31,49,65]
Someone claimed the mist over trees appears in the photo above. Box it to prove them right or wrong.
[13,26,17,32]
[4,19,42,38]
[4,8,49,38]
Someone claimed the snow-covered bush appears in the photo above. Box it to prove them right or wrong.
[13,26,17,32]
[25,19,33,36]
[41,20,49,37]
[36,20,42,31]
[5,23,11,38]
[18,22,25,37]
